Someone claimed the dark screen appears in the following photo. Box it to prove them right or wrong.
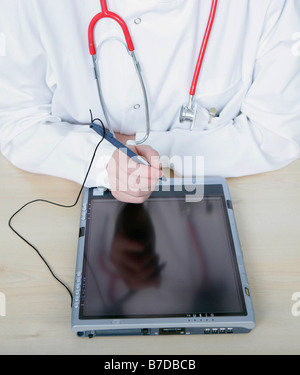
[80,196,246,319]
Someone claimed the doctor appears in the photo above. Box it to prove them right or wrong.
[0,0,299,203]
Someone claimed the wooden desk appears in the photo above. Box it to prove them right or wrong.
[0,153,300,355]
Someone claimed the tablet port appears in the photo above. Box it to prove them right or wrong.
[159,328,186,335]
[142,328,149,335]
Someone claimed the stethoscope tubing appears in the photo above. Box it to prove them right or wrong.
[88,0,134,55]
[190,0,218,97]
[88,0,218,142]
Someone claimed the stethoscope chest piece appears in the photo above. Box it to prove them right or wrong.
[180,96,198,130]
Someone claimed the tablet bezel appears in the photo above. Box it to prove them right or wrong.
[72,177,255,336]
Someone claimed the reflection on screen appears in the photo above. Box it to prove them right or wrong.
[80,197,246,319]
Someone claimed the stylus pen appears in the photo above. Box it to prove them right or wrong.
[90,123,167,181]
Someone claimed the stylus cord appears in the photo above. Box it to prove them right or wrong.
[8,114,106,308]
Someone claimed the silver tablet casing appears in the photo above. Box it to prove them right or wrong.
[71,177,255,337]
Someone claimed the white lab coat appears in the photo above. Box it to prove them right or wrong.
[0,0,299,188]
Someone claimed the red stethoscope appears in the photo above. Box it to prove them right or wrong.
[88,0,218,143]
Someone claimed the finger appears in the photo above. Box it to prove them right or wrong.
[135,145,162,170]
[127,171,159,193]
[111,170,157,202]
[110,146,161,181]
[110,190,150,204]
[107,148,160,202]
[117,162,159,195]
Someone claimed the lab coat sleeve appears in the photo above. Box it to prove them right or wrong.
[0,1,114,188]
[137,0,300,178]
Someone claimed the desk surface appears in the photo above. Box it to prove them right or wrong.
[0,153,300,355]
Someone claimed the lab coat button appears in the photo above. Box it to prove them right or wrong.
[133,104,141,109]
[134,18,142,25]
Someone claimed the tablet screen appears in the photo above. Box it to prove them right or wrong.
[79,196,246,319]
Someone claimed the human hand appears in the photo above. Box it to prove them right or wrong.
[106,135,162,203]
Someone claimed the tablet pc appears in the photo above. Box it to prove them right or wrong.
[72,178,255,337]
